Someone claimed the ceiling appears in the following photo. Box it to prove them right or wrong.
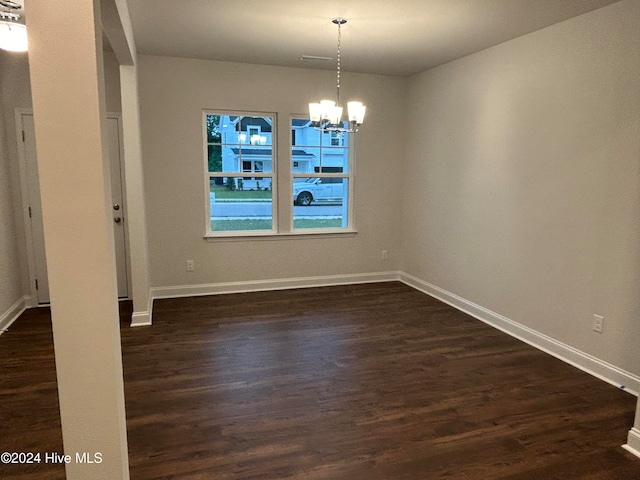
[33,0,624,77]
[126,0,621,77]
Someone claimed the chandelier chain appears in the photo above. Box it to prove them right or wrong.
[336,21,342,106]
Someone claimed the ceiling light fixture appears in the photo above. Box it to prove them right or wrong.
[0,0,27,53]
[308,18,366,133]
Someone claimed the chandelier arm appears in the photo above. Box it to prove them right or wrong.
[0,0,22,10]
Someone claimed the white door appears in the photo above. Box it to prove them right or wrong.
[21,113,129,303]
[22,114,50,304]
[106,117,129,298]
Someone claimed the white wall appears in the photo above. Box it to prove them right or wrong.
[0,51,122,314]
[0,53,24,319]
[0,53,35,307]
[402,0,640,375]
[137,56,405,288]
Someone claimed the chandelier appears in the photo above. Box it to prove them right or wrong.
[0,0,27,52]
[308,18,366,133]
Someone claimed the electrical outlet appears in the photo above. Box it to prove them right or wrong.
[592,314,604,334]
[186,260,194,272]
[381,250,388,260]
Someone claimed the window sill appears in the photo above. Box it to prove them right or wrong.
[205,229,358,242]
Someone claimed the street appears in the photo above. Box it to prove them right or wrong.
[211,202,344,218]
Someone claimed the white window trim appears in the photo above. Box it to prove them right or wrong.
[203,111,357,239]
[290,115,354,234]
[204,110,277,237]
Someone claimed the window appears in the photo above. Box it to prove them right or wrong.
[204,112,353,237]
[291,118,352,231]
[205,112,274,235]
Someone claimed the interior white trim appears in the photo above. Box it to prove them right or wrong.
[623,428,640,459]
[130,296,153,327]
[399,272,640,397]
[0,296,29,335]
[150,271,401,300]
[130,311,151,327]
[15,109,40,305]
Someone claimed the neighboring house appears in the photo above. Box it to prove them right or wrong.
[291,118,350,177]
[220,116,272,189]
[218,116,349,189]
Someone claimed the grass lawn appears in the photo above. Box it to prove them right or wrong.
[211,218,343,231]
[211,185,271,199]
[294,218,343,229]
[212,219,272,231]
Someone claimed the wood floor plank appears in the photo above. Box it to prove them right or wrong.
[1,282,639,479]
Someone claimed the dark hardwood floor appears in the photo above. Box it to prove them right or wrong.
[1,282,639,479]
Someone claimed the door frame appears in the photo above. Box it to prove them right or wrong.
[15,108,131,306]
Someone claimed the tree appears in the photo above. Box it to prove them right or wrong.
[206,115,221,143]
[206,115,222,173]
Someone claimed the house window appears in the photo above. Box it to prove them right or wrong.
[248,126,262,145]
[291,118,352,230]
[205,112,274,235]
[330,131,344,146]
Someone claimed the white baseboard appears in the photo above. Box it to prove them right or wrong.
[0,296,29,336]
[1,293,154,329]
[130,290,153,327]
[130,296,153,327]
[399,272,640,396]
[131,311,152,327]
[623,428,640,459]
[151,271,401,300]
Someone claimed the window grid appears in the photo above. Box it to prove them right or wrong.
[291,118,352,231]
[205,112,276,236]
[204,112,355,237]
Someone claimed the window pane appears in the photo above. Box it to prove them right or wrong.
[239,116,273,145]
[224,146,273,174]
[291,118,314,146]
[293,177,349,230]
[321,147,349,173]
[206,111,277,236]
[207,145,223,172]
[290,119,349,173]
[206,115,222,143]
[292,147,319,174]
[323,128,349,147]
[210,177,272,232]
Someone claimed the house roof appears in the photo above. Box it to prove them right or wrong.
[293,149,315,157]
[292,119,311,128]
[228,116,272,132]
